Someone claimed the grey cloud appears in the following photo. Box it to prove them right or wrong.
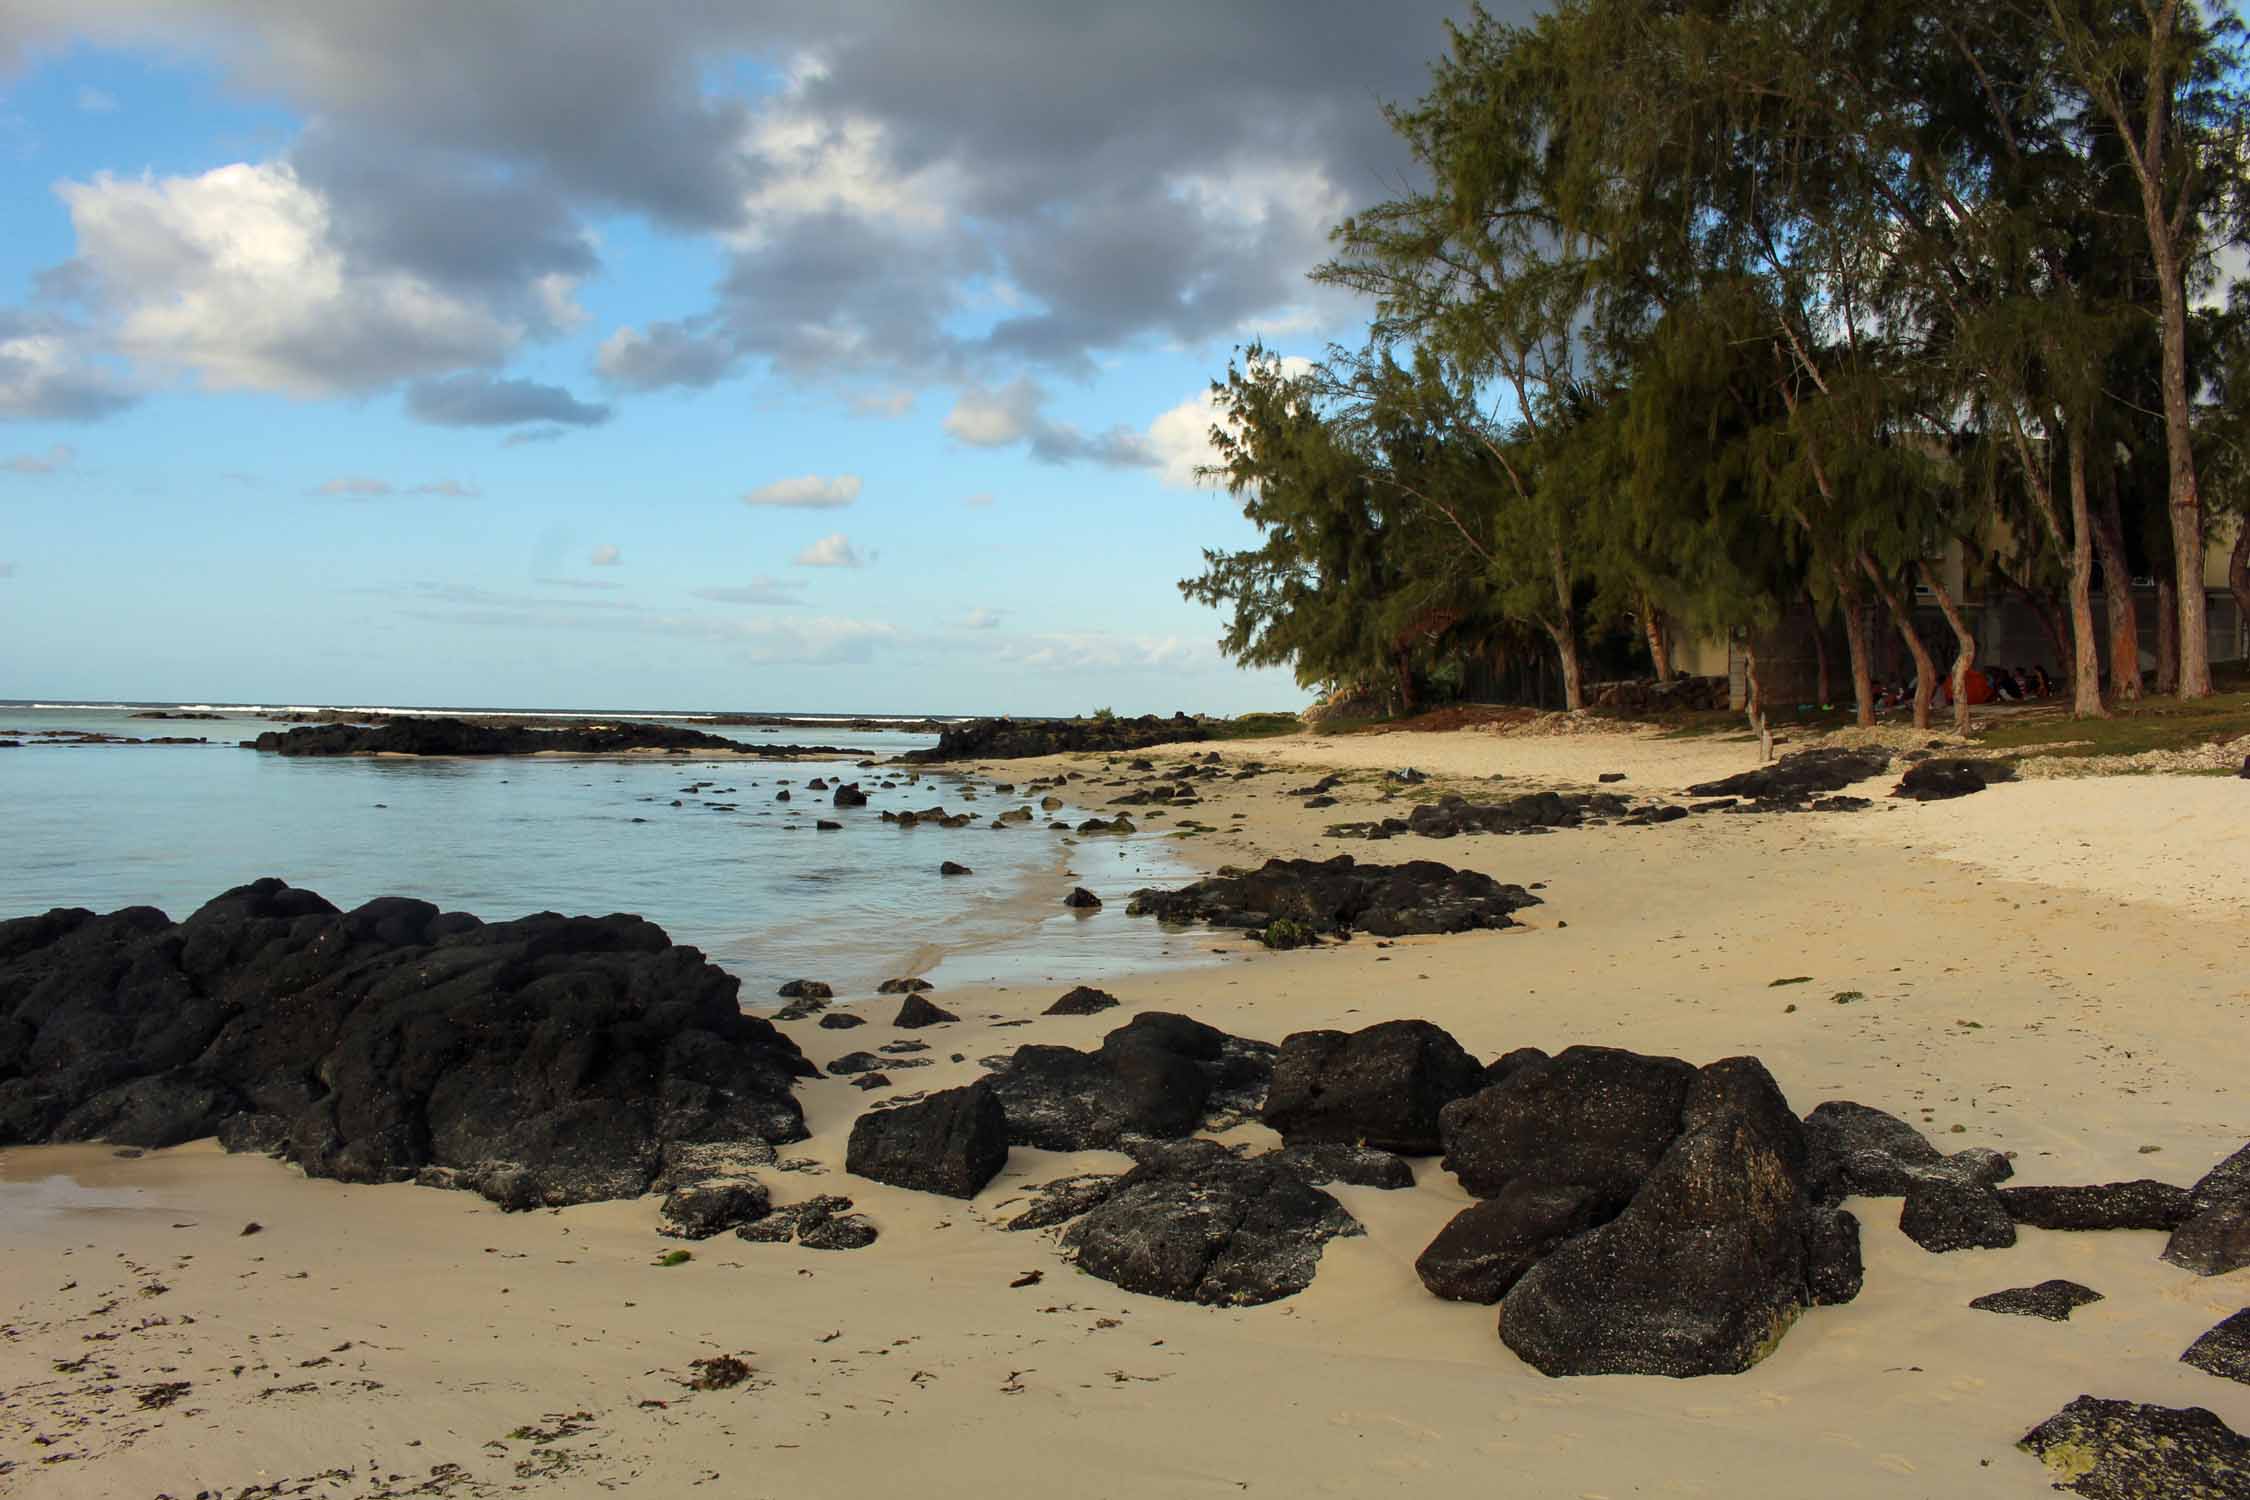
[1,442,74,474]
[596,316,742,391]
[0,310,138,421]
[405,373,610,428]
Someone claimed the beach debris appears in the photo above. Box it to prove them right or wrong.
[1969,1280,2104,1321]
[1010,1270,1044,1287]
[2163,1143,2250,1276]
[1264,1019,1486,1156]
[2019,1395,2250,1498]
[1062,1138,1362,1307]
[845,1082,1009,1199]
[137,1381,191,1409]
[1063,886,1103,909]
[660,1180,772,1240]
[2182,1310,2250,1386]
[655,1249,693,1267]
[1997,1180,2193,1232]
[1127,855,1539,938]
[892,993,959,1028]
[1769,975,1813,987]
[985,1011,1276,1152]
[0,879,814,1210]
[687,1355,752,1391]
[1043,985,1120,1016]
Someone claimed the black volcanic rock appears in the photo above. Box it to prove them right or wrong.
[1894,757,2017,801]
[249,716,850,758]
[845,1081,1008,1199]
[1801,1099,2009,1200]
[0,881,812,1209]
[1438,1046,1696,1208]
[660,1179,772,1240]
[1416,1182,1604,1304]
[1998,1180,2193,1231]
[1970,1279,2104,1321]
[2183,1310,2250,1386]
[1899,1177,2017,1252]
[1262,1019,1486,1156]
[877,976,933,995]
[1127,855,1539,937]
[1062,887,1102,910]
[1682,748,1891,806]
[1060,1138,1361,1306]
[832,783,868,807]
[2166,1143,2250,1276]
[777,979,834,1000]
[903,713,1208,763]
[1327,790,1632,841]
[984,1012,1275,1152]
[892,993,959,1028]
[2019,1396,2250,1498]
[1043,986,1120,1016]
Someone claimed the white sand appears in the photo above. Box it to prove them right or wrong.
[7,729,2249,1498]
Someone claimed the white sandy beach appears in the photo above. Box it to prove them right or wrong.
[5,727,2248,1498]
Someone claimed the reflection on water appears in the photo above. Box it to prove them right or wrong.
[0,1171,153,1233]
[0,707,1216,1000]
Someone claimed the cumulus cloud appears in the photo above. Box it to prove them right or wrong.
[1143,355,1316,488]
[589,542,622,566]
[692,575,806,605]
[944,378,1156,467]
[793,532,862,568]
[0,312,137,421]
[405,372,609,428]
[1,443,74,475]
[743,473,861,509]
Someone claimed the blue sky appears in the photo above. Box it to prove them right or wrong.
[0,3,1485,713]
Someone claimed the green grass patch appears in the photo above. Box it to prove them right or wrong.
[655,1249,692,1267]
[1973,686,2250,759]
[1207,711,1305,740]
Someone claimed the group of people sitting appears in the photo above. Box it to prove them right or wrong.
[1875,664,2052,709]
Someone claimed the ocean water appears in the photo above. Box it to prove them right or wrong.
[0,702,1219,1003]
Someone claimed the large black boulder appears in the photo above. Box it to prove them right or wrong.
[1893,757,2016,801]
[1495,1056,1859,1377]
[1438,1046,1696,1209]
[845,1082,1009,1199]
[1262,1019,1486,1156]
[984,1012,1275,1152]
[0,881,813,1209]
[1899,1178,2017,1252]
[1416,1182,1604,1304]
[1060,1138,1361,1306]
[1801,1099,2008,1200]
[1126,855,1540,937]
[1999,1180,2193,1231]
[2019,1395,2250,1498]
[2166,1143,2250,1276]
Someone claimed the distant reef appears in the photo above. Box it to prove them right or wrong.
[246,716,859,758]
[902,712,1210,763]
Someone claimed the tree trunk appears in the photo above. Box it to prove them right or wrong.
[1834,569,1876,727]
[1920,560,1978,736]
[1393,652,1417,717]
[2230,519,2250,638]
[1549,543,1583,711]
[1861,554,1936,730]
[2061,425,2107,717]
[1640,597,1675,683]
[2150,246,2214,698]
[1743,639,1772,763]
[1805,590,1833,707]
[2156,575,2180,695]
[2091,471,2142,701]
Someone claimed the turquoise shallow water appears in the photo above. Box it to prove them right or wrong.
[0,703,1216,1003]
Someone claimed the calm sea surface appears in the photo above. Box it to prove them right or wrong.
[0,702,1217,1002]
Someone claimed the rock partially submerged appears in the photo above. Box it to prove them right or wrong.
[1061,1138,1362,1307]
[249,716,850,758]
[0,881,813,1209]
[1126,855,1539,937]
[2019,1395,2250,1498]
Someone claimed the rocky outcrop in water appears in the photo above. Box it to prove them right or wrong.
[901,713,1208,763]
[1126,855,1540,937]
[0,880,813,1209]
[248,716,854,758]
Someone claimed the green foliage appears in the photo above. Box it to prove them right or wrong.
[655,1249,692,1267]
[1260,918,1318,950]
